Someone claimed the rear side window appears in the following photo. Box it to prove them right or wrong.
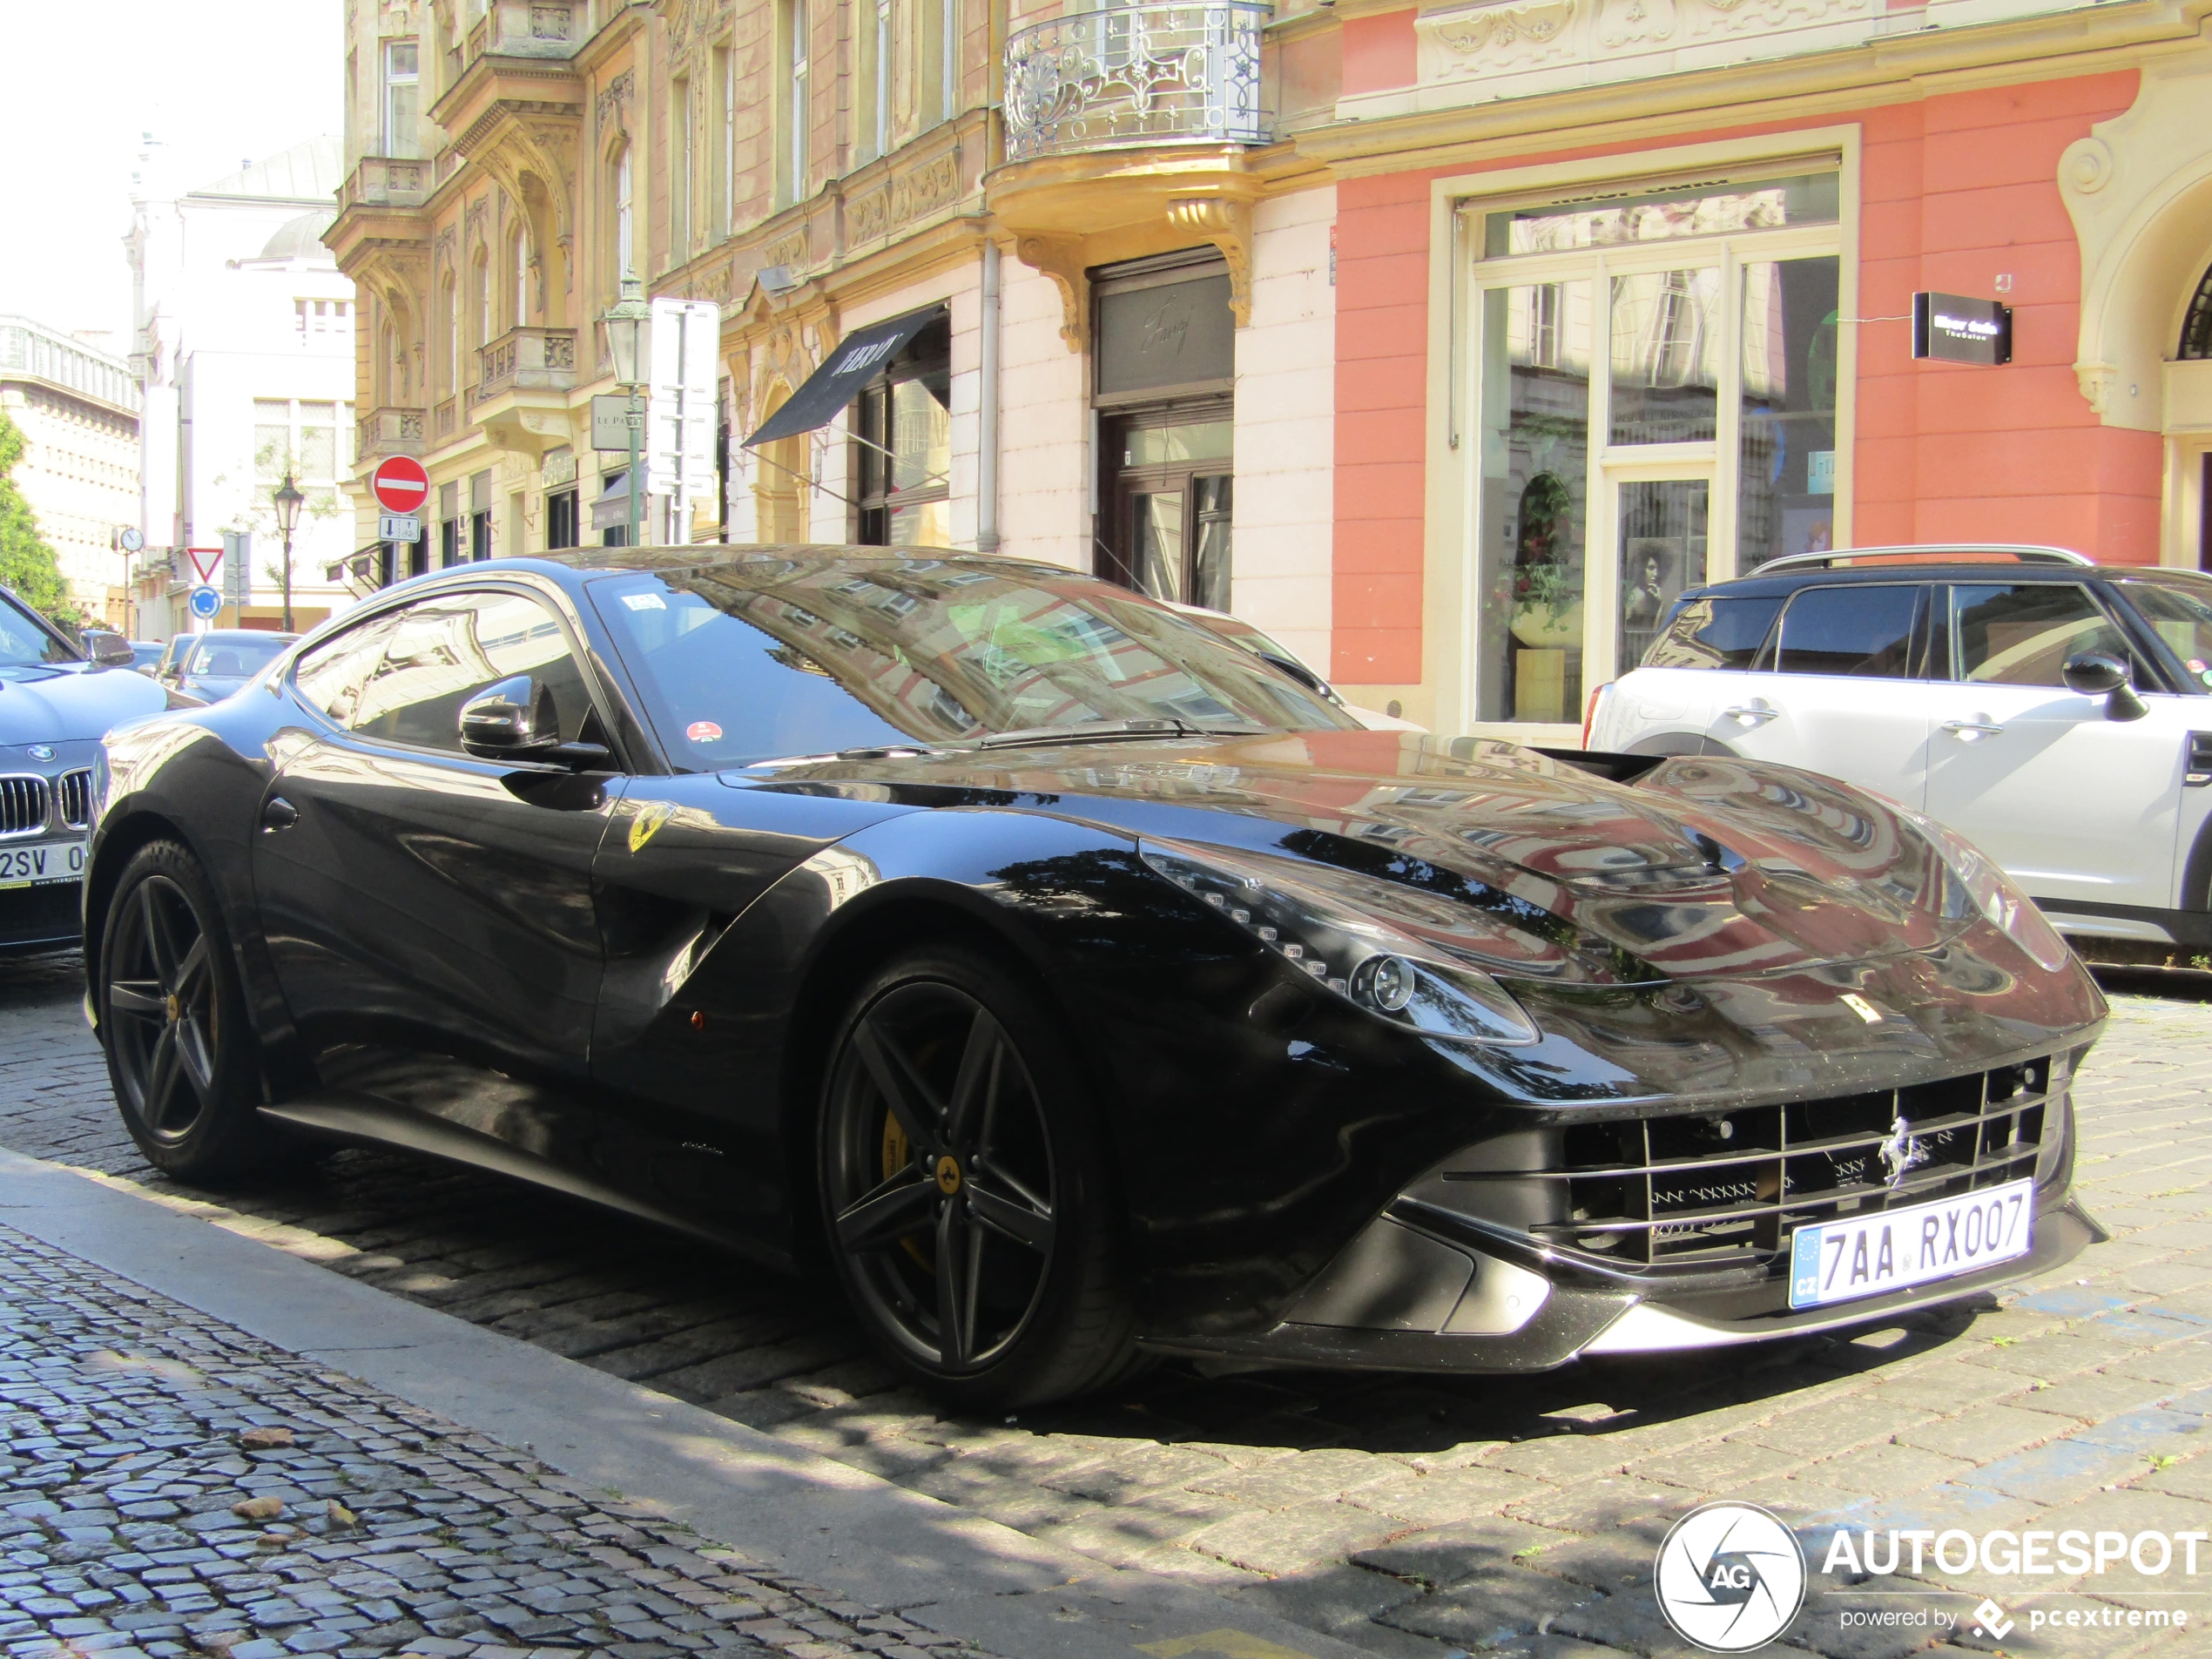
[1771,583,1923,678]
[1952,583,2129,686]
[1642,597,1782,670]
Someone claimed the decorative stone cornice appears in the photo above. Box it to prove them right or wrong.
[1304,0,2212,176]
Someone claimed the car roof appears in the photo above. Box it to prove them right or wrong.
[187,629,300,642]
[1688,546,2145,601]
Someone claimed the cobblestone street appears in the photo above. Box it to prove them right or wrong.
[5,950,2212,1657]
[0,1225,970,1659]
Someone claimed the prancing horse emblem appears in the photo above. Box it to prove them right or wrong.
[1878,1116,1929,1190]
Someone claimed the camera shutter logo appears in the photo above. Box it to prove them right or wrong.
[1654,1501,1807,1652]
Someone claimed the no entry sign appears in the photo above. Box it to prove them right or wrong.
[369,455,432,515]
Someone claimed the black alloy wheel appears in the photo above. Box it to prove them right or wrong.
[100,840,278,1182]
[819,948,1134,1406]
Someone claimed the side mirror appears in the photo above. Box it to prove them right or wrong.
[2062,651,2148,722]
[461,675,560,758]
[460,676,612,771]
[84,630,135,668]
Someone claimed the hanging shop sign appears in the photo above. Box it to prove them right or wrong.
[1912,293,2012,366]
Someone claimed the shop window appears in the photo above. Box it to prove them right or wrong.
[469,469,492,560]
[1737,259,1839,572]
[853,315,951,548]
[549,488,579,550]
[1467,168,1842,730]
[1091,249,1238,610]
[439,480,460,569]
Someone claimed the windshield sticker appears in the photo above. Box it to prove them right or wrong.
[686,720,724,743]
[623,592,667,610]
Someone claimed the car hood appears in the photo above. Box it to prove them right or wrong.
[0,661,171,746]
[741,729,1993,987]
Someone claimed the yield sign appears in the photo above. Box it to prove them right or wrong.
[186,546,223,583]
[369,455,432,515]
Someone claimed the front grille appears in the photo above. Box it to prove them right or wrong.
[55,769,91,831]
[0,775,48,838]
[1420,1055,2063,1271]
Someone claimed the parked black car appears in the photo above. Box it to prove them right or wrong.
[87,548,2106,1405]
[0,584,170,954]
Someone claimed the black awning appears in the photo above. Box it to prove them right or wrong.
[743,305,943,448]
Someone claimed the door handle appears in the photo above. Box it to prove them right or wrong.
[1719,705,1777,725]
[260,796,300,833]
[1941,720,2005,738]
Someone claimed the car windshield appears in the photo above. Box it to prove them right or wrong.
[185,635,290,678]
[2116,574,2212,688]
[587,556,1358,771]
[0,592,77,668]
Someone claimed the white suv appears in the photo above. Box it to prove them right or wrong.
[1587,546,2212,957]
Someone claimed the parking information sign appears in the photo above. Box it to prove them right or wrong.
[188,585,222,621]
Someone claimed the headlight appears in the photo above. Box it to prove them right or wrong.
[1903,808,2072,973]
[1139,839,1540,1045]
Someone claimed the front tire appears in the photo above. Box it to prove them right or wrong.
[99,839,279,1184]
[817,946,1135,1408]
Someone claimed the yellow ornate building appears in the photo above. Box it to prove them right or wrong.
[328,0,1343,674]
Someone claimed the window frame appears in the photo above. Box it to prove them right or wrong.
[1758,580,1931,681]
[381,38,421,159]
[1941,577,2170,693]
[851,317,954,548]
[287,581,633,771]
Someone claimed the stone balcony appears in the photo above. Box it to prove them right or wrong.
[474,327,578,456]
[1001,2,1271,161]
[340,157,432,212]
[357,406,427,461]
[477,327,577,401]
[463,0,582,66]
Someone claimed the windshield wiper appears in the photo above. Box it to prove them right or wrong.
[972,718,1272,750]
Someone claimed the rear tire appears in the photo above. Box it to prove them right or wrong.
[98,840,282,1184]
[816,945,1136,1408]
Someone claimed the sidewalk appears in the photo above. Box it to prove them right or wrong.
[0,1223,951,1659]
[0,1148,1379,1659]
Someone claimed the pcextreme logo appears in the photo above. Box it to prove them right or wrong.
[1655,1502,1809,1652]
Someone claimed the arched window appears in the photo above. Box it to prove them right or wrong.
[511,222,529,327]
[613,143,634,281]
[2182,262,2212,361]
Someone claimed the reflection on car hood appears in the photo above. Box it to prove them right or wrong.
[0,661,171,745]
[747,731,1980,986]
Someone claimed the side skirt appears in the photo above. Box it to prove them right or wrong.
[258,1092,781,1265]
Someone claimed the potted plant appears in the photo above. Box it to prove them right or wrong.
[1508,472,1581,650]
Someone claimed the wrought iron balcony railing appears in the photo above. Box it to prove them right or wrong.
[1002,2,1270,164]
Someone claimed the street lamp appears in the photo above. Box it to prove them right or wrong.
[272,471,305,632]
[602,275,651,548]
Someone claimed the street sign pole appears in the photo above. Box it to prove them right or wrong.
[627,391,644,549]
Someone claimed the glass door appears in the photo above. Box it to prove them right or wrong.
[1103,408,1234,610]
[1615,478,1710,673]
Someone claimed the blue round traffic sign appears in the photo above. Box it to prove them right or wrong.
[188,585,222,620]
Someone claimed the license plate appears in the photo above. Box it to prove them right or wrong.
[0,838,86,890]
[1788,1178,2034,1309]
